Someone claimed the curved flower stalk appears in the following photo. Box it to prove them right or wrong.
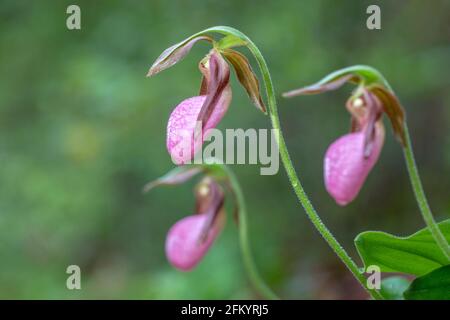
[144,162,278,299]
[147,27,384,299]
[283,65,450,260]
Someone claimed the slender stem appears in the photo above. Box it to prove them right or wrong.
[246,44,382,300]
[202,26,383,300]
[403,123,450,259]
[359,68,450,260]
[223,166,279,300]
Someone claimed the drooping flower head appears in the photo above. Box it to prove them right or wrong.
[283,66,406,205]
[147,33,267,165]
[143,163,235,271]
[165,177,226,271]
[165,52,232,164]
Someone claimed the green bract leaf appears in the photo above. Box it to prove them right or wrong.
[355,219,450,276]
[282,65,407,147]
[216,34,247,50]
[380,276,411,300]
[147,26,251,78]
[147,35,213,77]
[282,65,392,97]
[403,265,450,300]
[142,166,202,192]
[143,158,229,193]
[320,65,391,88]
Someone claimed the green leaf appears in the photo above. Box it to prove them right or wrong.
[147,35,213,76]
[355,219,450,276]
[216,34,247,50]
[143,157,229,192]
[147,26,252,77]
[380,276,411,300]
[404,265,450,300]
[201,158,229,180]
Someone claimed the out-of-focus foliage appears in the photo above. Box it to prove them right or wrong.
[0,0,449,299]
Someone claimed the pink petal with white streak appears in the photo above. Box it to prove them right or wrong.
[166,88,231,165]
[165,213,222,271]
[324,125,384,205]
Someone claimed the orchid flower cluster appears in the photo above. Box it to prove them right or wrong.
[146,26,450,300]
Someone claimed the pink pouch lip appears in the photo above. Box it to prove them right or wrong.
[165,212,224,271]
[324,123,385,206]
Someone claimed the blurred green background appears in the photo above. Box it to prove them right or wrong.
[0,0,449,299]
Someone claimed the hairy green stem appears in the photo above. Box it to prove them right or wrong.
[199,26,383,300]
[403,123,450,259]
[223,165,279,300]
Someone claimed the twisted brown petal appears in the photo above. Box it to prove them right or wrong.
[222,48,266,113]
[370,85,406,146]
[195,50,231,135]
[142,166,202,193]
[194,177,226,243]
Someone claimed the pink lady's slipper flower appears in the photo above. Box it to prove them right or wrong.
[148,33,266,165]
[165,52,232,164]
[144,166,226,271]
[283,67,406,205]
